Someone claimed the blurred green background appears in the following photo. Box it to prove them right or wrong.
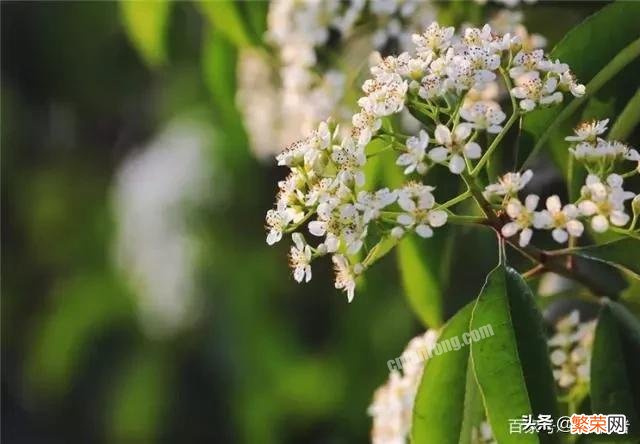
[0,1,622,443]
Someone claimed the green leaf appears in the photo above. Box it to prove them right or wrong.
[202,30,240,129]
[397,235,443,328]
[591,303,640,438]
[412,303,473,443]
[471,265,559,444]
[201,30,251,169]
[120,0,171,67]
[108,349,172,442]
[198,0,253,47]
[609,88,640,141]
[560,238,640,280]
[518,2,640,168]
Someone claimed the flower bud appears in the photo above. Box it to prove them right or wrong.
[632,194,640,217]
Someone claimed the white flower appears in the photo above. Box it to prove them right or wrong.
[501,194,539,247]
[332,254,359,302]
[535,195,584,243]
[396,183,447,238]
[370,52,410,78]
[428,124,481,174]
[359,73,408,118]
[511,73,563,111]
[459,24,494,48]
[578,174,635,232]
[356,188,397,223]
[412,22,455,59]
[276,138,309,167]
[331,138,367,186]
[289,233,313,282]
[625,144,640,162]
[308,211,341,253]
[418,73,446,100]
[484,169,533,197]
[565,119,609,143]
[305,177,337,206]
[352,110,382,147]
[447,52,497,93]
[556,69,585,97]
[338,204,368,254]
[266,208,291,245]
[397,130,429,174]
[509,49,547,78]
[460,101,506,134]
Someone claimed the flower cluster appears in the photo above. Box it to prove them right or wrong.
[567,118,640,174]
[266,22,587,300]
[487,119,638,247]
[240,0,551,159]
[368,330,439,444]
[548,311,596,391]
[509,48,585,111]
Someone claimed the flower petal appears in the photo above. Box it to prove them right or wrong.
[428,210,448,227]
[464,142,482,159]
[415,224,434,238]
[449,154,466,174]
[519,228,533,247]
[434,125,451,145]
[428,147,449,162]
[552,228,569,244]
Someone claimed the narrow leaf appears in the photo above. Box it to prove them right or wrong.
[609,88,640,141]
[202,30,240,129]
[198,0,253,47]
[120,0,171,67]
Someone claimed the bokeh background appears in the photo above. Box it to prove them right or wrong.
[1,1,625,443]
